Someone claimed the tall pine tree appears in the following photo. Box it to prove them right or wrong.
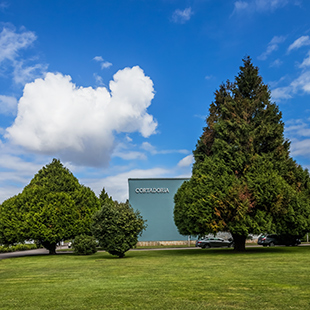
[174,57,310,251]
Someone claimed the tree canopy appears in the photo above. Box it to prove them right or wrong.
[174,57,310,251]
[0,159,100,254]
[92,190,146,258]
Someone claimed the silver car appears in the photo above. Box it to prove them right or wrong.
[196,237,234,248]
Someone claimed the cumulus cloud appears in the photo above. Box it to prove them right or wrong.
[258,36,286,60]
[6,66,158,167]
[288,36,310,53]
[93,55,112,69]
[0,95,18,115]
[171,7,193,24]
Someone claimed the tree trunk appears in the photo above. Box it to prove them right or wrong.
[232,234,246,252]
[42,241,57,255]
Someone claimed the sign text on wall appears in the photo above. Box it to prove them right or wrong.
[135,187,170,194]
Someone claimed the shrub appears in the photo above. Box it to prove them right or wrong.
[92,200,146,258]
[72,234,97,255]
[0,243,37,253]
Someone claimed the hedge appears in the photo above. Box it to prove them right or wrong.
[0,243,38,253]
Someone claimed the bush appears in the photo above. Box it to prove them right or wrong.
[0,243,38,253]
[92,201,146,258]
[72,234,97,255]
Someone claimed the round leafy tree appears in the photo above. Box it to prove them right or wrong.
[0,159,100,254]
[174,57,310,251]
[92,191,146,258]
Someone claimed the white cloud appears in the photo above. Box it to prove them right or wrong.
[0,95,18,115]
[93,56,103,62]
[300,51,310,68]
[258,36,286,60]
[6,66,158,167]
[171,7,193,24]
[290,139,310,157]
[0,143,47,203]
[0,26,36,63]
[84,167,172,202]
[255,0,288,11]
[271,86,292,100]
[284,119,310,158]
[93,55,112,69]
[141,141,156,153]
[290,71,310,93]
[113,151,147,161]
[93,73,104,85]
[232,0,290,14]
[141,142,189,155]
[177,154,194,167]
[112,143,147,161]
[272,51,310,100]
[285,119,310,136]
[270,58,283,68]
[12,61,47,85]
[101,61,112,69]
[233,1,249,12]
[0,25,46,85]
[288,36,310,53]
[272,71,310,100]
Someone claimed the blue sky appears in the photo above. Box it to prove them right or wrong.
[1,0,310,202]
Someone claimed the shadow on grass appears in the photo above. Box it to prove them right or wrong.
[88,245,310,261]
[3,245,309,261]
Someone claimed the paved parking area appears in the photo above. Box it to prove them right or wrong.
[0,248,49,260]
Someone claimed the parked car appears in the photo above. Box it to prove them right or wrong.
[196,237,234,248]
[257,234,301,247]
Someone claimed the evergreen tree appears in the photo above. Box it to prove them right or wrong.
[0,159,100,254]
[174,57,310,251]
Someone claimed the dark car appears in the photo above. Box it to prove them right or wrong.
[196,237,234,248]
[257,234,301,247]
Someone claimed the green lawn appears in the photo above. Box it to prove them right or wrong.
[1,247,310,309]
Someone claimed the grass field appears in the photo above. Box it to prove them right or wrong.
[1,246,310,309]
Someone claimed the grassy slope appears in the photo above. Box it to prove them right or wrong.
[0,247,310,309]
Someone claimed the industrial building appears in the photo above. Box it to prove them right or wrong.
[128,178,190,242]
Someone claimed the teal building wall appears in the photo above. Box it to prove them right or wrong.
[128,178,189,241]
